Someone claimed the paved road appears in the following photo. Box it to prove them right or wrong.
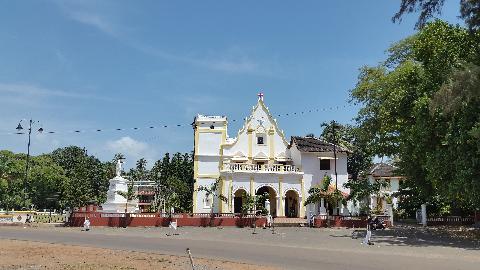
[0,226,479,270]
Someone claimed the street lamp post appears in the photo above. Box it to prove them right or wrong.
[16,119,43,208]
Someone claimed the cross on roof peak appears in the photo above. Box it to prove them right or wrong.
[257,92,264,101]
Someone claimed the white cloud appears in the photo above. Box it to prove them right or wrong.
[131,42,267,75]
[106,136,157,167]
[55,0,122,38]
[0,82,111,103]
[69,11,117,37]
[55,1,271,75]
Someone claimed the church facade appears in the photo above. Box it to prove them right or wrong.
[193,95,351,218]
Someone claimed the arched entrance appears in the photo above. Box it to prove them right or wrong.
[256,186,277,217]
[285,190,300,218]
[233,189,247,214]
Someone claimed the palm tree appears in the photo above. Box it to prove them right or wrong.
[304,175,343,227]
[240,192,268,233]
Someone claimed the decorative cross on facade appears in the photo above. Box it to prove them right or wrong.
[257,119,264,127]
[257,92,264,100]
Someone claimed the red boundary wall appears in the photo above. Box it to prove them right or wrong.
[427,216,475,226]
[69,211,266,228]
[313,215,392,228]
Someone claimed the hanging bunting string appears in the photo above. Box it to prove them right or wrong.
[3,104,349,136]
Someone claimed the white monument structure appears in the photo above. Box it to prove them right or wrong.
[193,94,353,218]
[101,159,138,213]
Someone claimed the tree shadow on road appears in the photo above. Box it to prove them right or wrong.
[330,226,480,250]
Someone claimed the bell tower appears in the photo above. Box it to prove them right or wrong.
[193,115,227,213]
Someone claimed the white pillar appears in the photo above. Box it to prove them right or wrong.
[295,197,305,218]
[421,204,427,227]
[231,197,235,213]
[370,196,376,210]
[386,204,394,226]
[319,198,327,215]
[276,196,280,217]
[341,204,350,216]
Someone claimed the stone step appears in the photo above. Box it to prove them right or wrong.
[273,218,308,227]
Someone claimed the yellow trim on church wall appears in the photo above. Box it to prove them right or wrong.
[250,176,254,195]
[247,127,253,159]
[228,176,233,212]
[278,176,284,216]
[193,127,199,212]
[196,128,224,133]
[193,181,198,212]
[268,128,275,161]
[300,177,305,217]
[219,129,226,168]
[197,174,220,179]
[219,176,224,212]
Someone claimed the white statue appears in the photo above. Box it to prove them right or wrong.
[115,159,124,177]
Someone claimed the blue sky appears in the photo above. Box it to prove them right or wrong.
[0,0,462,168]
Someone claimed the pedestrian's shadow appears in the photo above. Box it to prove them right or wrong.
[329,229,364,239]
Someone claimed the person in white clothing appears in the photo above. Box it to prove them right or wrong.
[83,217,91,231]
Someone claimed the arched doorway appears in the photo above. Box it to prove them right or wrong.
[233,189,247,214]
[256,186,277,217]
[285,190,300,218]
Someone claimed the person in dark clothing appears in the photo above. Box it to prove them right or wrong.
[363,215,374,245]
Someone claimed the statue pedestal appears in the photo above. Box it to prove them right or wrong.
[101,176,138,213]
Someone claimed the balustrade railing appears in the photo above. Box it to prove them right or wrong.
[222,163,301,173]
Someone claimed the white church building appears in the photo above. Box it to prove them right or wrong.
[193,94,351,218]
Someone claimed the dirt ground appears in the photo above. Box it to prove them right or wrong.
[0,239,278,270]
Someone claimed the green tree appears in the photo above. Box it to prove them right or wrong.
[240,192,268,216]
[28,155,67,210]
[127,158,149,182]
[50,146,110,208]
[351,20,480,215]
[150,152,194,213]
[320,122,373,181]
[0,150,27,210]
[393,0,480,30]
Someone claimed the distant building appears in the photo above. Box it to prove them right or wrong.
[133,180,156,212]
[366,163,404,213]
[193,94,352,218]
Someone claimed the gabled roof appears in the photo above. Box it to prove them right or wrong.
[369,163,398,177]
[289,136,350,153]
[223,97,289,147]
[253,152,269,161]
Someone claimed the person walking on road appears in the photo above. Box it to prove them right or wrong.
[362,215,373,245]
